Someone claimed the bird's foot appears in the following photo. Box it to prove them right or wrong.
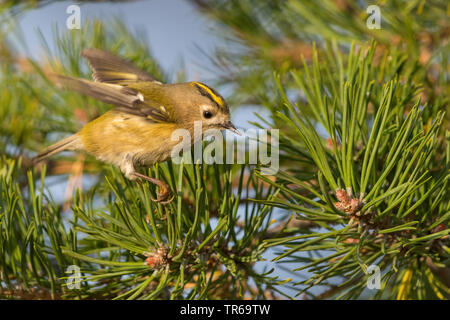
[133,172,173,204]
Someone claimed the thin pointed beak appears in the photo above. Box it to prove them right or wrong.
[223,121,241,135]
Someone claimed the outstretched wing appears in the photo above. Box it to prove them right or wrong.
[50,49,173,122]
[55,74,171,123]
[81,48,160,84]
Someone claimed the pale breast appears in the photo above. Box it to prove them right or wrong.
[80,110,183,168]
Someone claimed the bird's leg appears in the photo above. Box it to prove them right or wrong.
[132,172,173,204]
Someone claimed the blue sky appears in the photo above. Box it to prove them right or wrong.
[18,0,217,77]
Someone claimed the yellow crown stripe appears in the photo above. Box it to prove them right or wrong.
[192,82,224,107]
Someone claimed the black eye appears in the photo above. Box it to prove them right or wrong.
[203,110,213,119]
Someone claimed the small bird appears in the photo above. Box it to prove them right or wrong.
[33,48,239,203]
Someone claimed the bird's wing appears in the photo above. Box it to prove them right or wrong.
[55,74,172,123]
[81,48,161,84]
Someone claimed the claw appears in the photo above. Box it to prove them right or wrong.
[132,172,173,204]
[154,182,174,204]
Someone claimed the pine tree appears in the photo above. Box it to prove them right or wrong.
[0,0,448,300]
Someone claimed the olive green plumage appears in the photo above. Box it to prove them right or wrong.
[33,48,239,202]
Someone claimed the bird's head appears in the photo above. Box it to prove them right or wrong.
[169,82,240,135]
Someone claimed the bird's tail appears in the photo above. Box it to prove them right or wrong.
[32,133,82,164]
